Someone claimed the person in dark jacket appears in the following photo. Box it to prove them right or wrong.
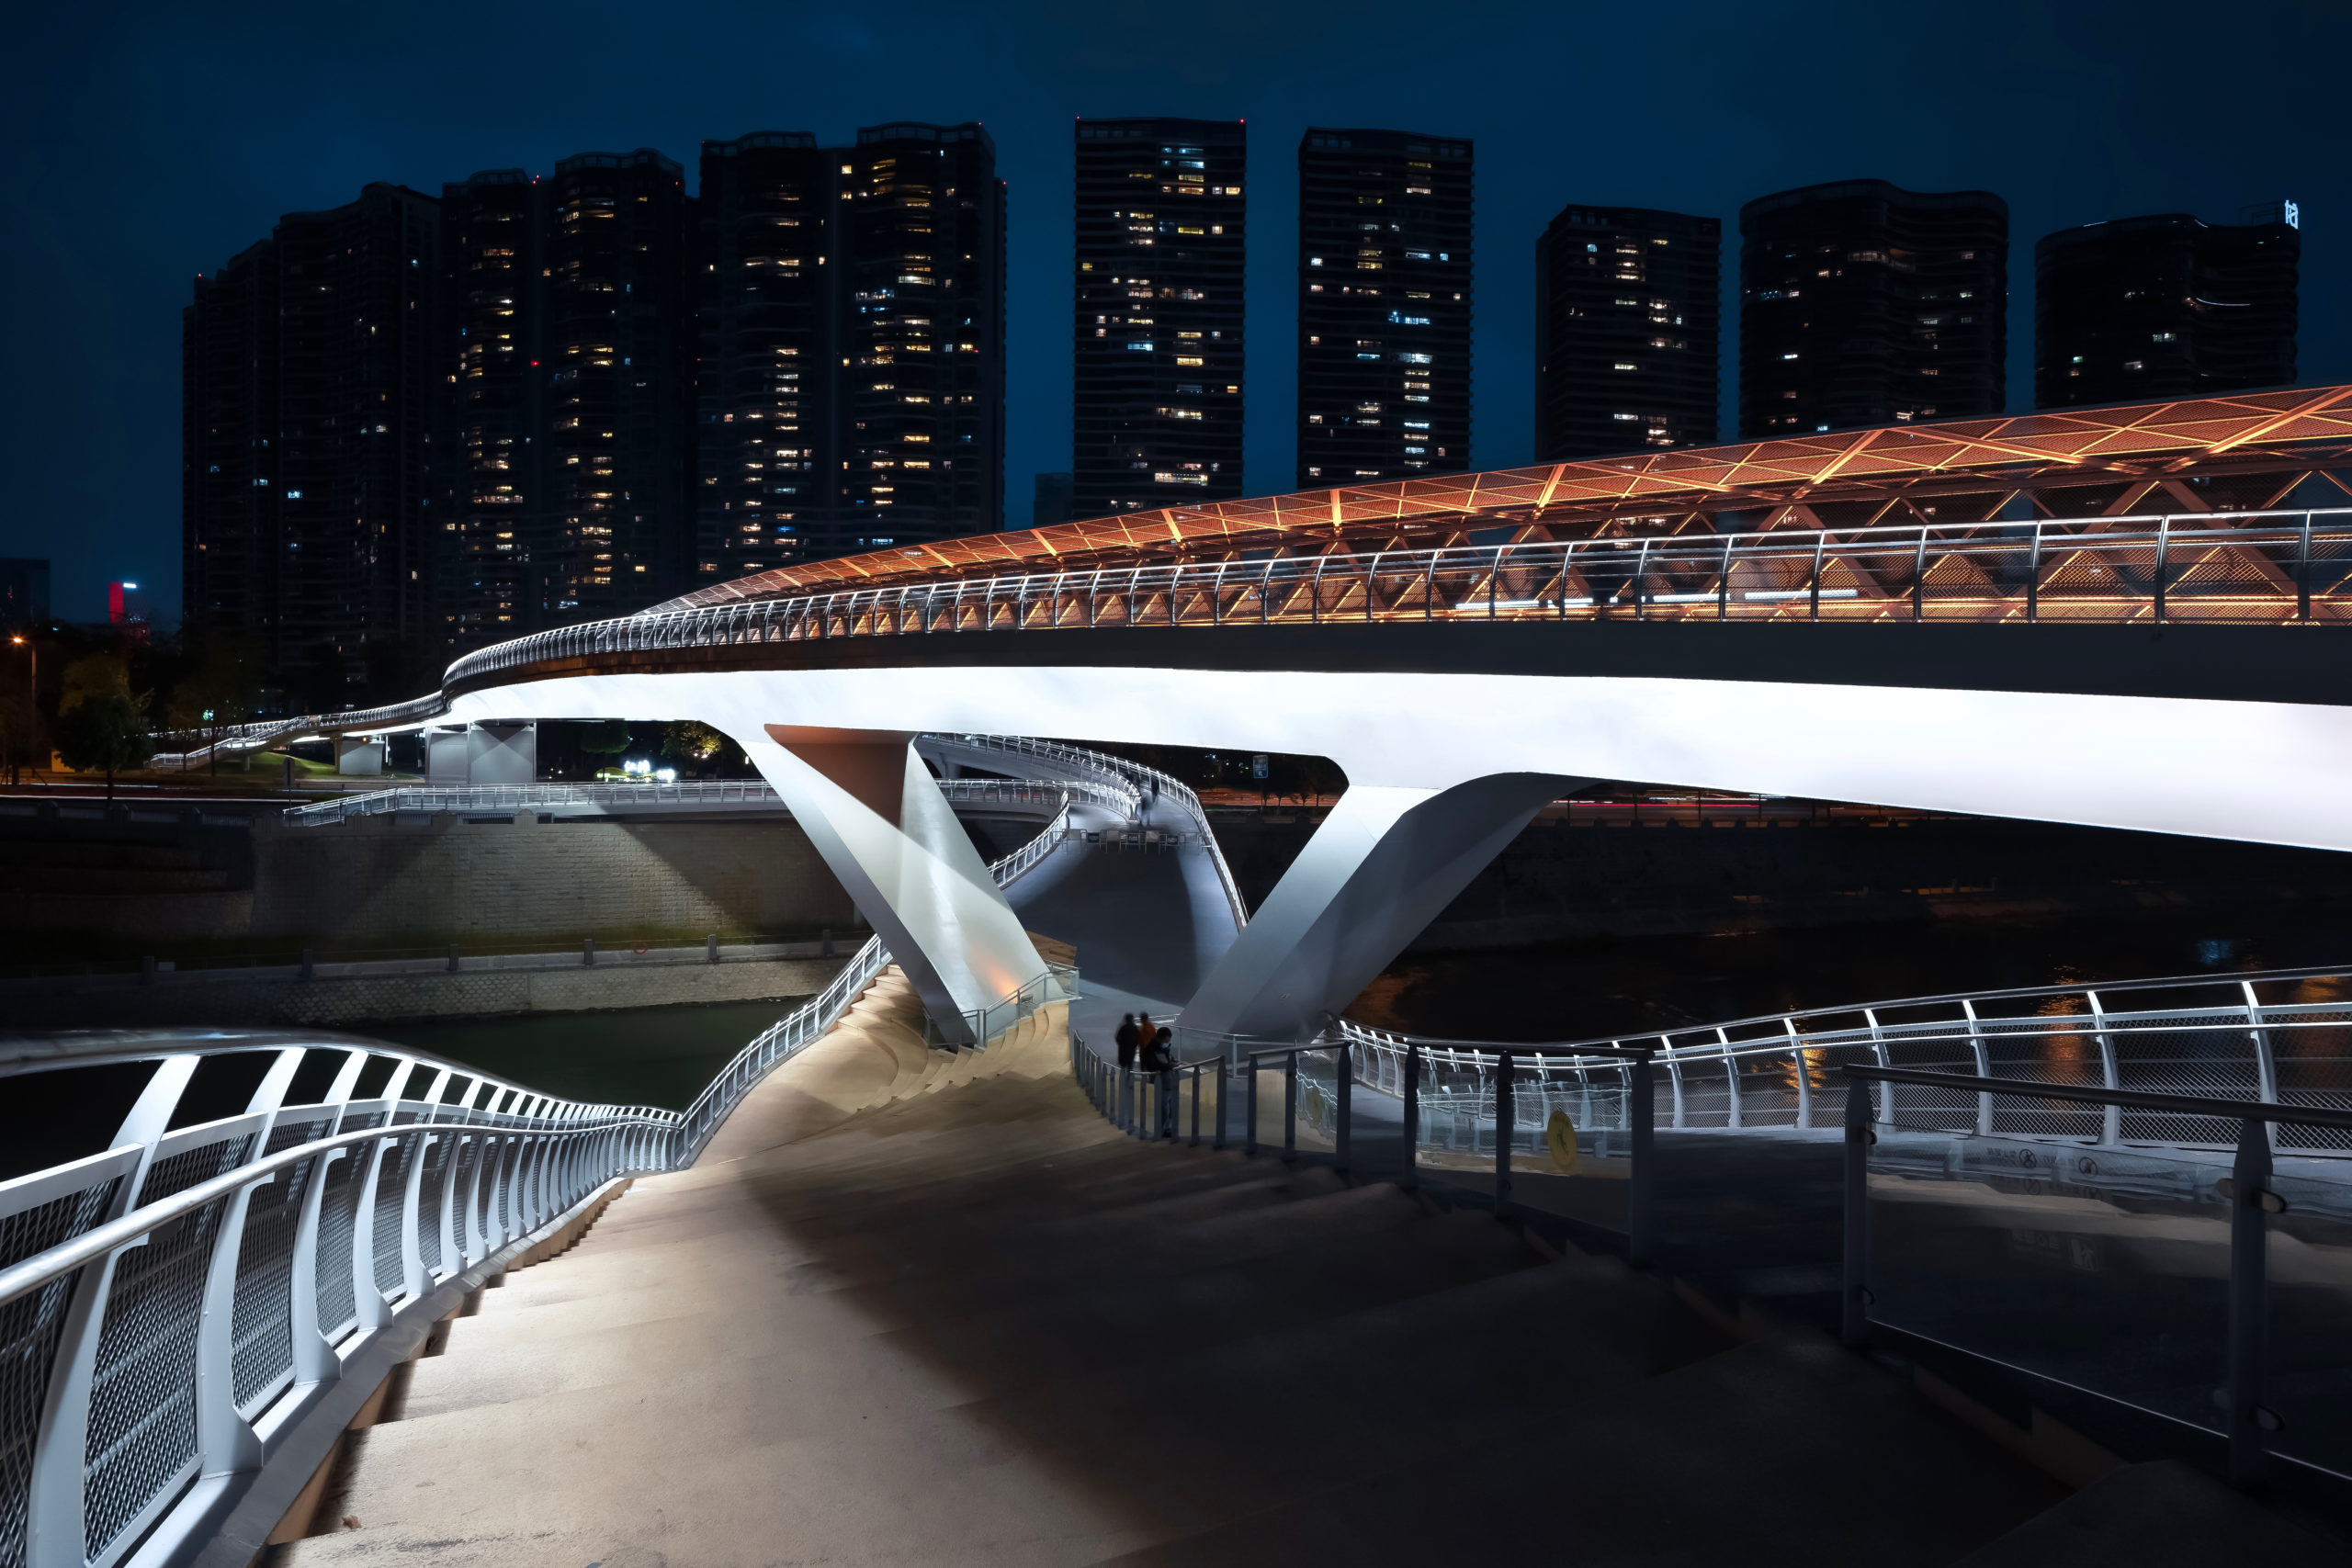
[1114,1013,1140,1070]
[1142,1025,1179,1135]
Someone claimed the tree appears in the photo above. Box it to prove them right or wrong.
[578,720,632,756]
[664,720,725,768]
[58,653,133,715]
[55,693,151,800]
[164,632,262,775]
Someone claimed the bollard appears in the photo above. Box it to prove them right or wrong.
[583,937,595,967]
[2225,1116,2278,1487]
[1335,1039,1353,1175]
[141,953,157,985]
[1400,1045,1421,1191]
[1842,1081,1873,1346]
[300,947,314,981]
[1495,1053,1515,1212]
[706,933,719,964]
[447,942,460,974]
[820,927,834,958]
[1628,1055,1657,1267]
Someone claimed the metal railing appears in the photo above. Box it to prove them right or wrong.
[149,694,452,773]
[1838,1066,2352,1486]
[0,1036,679,1568]
[282,779,791,825]
[146,506,2352,775]
[924,734,1249,931]
[443,508,2352,704]
[1334,964,2352,1155]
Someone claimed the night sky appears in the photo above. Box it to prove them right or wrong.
[5,0,2345,622]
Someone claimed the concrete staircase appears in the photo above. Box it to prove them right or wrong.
[271,987,2346,1567]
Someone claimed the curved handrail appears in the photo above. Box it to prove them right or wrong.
[1329,963,2352,1155]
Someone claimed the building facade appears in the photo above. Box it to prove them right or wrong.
[833,124,1005,555]
[186,184,444,703]
[437,168,541,650]
[1739,180,2007,438]
[1072,118,1246,517]
[539,151,694,621]
[184,237,281,652]
[1295,128,1471,489]
[1532,204,1717,460]
[695,125,1003,581]
[2035,208,2299,409]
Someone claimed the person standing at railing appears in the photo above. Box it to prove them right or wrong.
[1141,1024,1178,1135]
[1116,1012,1140,1071]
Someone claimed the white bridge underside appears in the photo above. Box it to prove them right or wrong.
[429,660,2352,1041]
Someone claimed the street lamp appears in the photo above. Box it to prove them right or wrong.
[6,634,31,785]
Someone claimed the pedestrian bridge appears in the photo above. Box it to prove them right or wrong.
[14,723,2352,1563]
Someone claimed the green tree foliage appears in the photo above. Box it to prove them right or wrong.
[54,693,151,799]
[664,720,725,762]
[164,632,263,775]
[577,719,633,755]
[58,653,133,715]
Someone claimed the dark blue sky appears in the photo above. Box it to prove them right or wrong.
[5,0,2345,621]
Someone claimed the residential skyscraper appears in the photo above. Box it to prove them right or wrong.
[184,236,280,651]
[539,150,694,620]
[695,132,831,579]
[1739,180,2007,438]
[1295,128,1471,489]
[437,168,542,649]
[1072,118,1245,517]
[185,183,443,701]
[1533,204,1718,460]
[2035,207,2299,408]
[835,123,1005,552]
[694,124,1004,581]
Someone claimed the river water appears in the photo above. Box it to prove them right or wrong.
[1348,904,2352,1043]
[372,997,809,1111]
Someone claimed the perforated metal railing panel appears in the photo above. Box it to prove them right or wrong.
[311,1115,377,1344]
[370,1132,418,1300]
[0,1176,122,1568]
[228,1114,331,1416]
[414,1137,450,1280]
[84,1134,250,1562]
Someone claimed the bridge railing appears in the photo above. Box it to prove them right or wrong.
[1331,964,2352,1156]
[922,734,1249,932]
[282,779,790,825]
[0,1033,681,1568]
[439,507,2352,705]
[1838,1065,2352,1486]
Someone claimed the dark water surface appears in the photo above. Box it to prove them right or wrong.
[1349,905,2352,1043]
[372,997,810,1111]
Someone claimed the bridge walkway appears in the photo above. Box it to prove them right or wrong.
[264,991,2215,1566]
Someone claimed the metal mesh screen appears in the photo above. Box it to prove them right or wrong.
[0,1176,121,1568]
[370,1133,419,1300]
[84,1135,250,1562]
[228,1114,332,1416]
[414,1136,451,1280]
[311,1114,379,1344]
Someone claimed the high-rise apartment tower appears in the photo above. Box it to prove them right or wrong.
[539,151,693,621]
[695,124,1004,581]
[438,168,541,649]
[1295,128,1471,488]
[1072,118,1245,517]
[185,183,443,702]
[1532,205,1718,460]
[2035,207,2299,409]
[1739,180,2007,438]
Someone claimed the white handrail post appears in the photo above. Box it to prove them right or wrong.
[194,1049,303,1483]
[1784,1017,1811,1130]
[2242,980,2281,1151]
[1961,998,1993,1135]
[2085,990,2122,1146]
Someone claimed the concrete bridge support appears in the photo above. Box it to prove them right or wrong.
[733,724,1052,1044]
[1178,772,1578,1046]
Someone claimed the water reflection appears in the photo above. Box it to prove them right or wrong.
[1349,907,2352,1045]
